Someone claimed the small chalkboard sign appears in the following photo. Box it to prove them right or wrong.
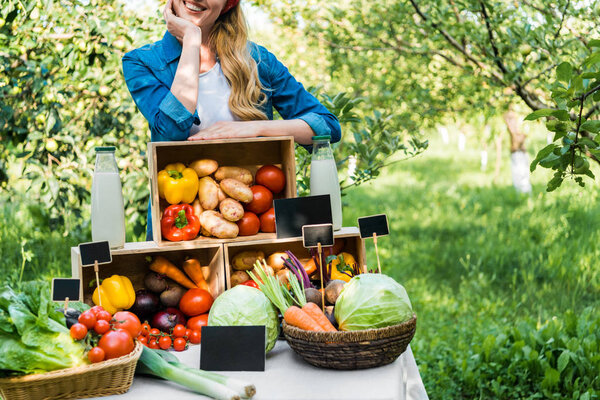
[357,214,389,238]
[302,224,334,249]
[274,195,333,239]
[51,278,80,302]
[200,326,266,371]
[79,241,112,267]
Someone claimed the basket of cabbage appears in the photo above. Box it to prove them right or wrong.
[282,274,416,370]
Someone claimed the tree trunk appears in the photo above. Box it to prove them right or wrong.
[503,111,532,193]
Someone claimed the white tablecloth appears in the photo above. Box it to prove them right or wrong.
[97,341,428,400]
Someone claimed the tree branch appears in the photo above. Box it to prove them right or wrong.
[479,0,507,74]
[553,0,570,41]
[522,63,558,87]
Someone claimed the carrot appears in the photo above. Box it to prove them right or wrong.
[149,256,197,289]
[283,305,325,332]
[302,302,337,332]
[183,258,210,292]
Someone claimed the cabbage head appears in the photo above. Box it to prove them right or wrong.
[208,285,280,353]
[334,274,413,331]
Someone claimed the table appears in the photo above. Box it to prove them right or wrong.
[98,341,428,400]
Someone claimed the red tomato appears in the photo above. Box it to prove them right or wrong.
[259,207,276,233]
[246,185,273,214]
[172,324,186,338]
[189,330,201,344]
[186,314,209,332]
[179,289,214,317]
[138,335,148,346]
[240,280,260,289]
[94,319,111,335]
[89,305,105,316]
[236,212,260,236]
[255,165,286,194]
[173,337,187,352]
[148,338,159,349]
[88,347,105,363]
[159,336,172,350]
[184,328,192,338]
[112,311,142,339]
[70,323,88,340]
[78,311,97,330]
[99,329,134,359]
[149,328,160,336]
[141,323,151,337]
[96,310,112,322]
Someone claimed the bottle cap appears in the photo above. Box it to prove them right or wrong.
[95,146,116,152]
[311,135,331,142]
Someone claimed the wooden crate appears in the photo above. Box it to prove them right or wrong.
[223,227,366,289]
[70,242,225,306]
[148,137,297,247]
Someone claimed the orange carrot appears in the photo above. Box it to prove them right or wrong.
[302,302,337,332]
[149,256,197,289]
[183,258,210,292]
[283,305,324,332]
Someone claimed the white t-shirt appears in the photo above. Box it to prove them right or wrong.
[189,62,237,134]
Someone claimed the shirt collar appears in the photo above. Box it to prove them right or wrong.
[162,31,182,63]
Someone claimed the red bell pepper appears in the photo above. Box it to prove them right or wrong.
[161,203,200,241]
[240,280,260,289]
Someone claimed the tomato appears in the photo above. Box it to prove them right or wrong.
[240,280,259,289]
[148,338,159,349]
[184,328,192,338]
[189,330,201,344]
[186,314,208,332]
[78,311,97,330]
[89,305,105,316]
[138,335,148,346]
[255,165,286,194]
[173,337,187,352]
[159,336,172,350]
[259,207,276,233]
[179,288,214,317]
[246,185,273,214]
[236,212,260,236]
[96,310,112,322]
[88,347,105,363]
[141,323,151,337]
[94,319,110,335]
[70,323,88,340]
[111,311,142,339]
[149,328,160,336]
[172,324,186,338]
[98,329,134,359]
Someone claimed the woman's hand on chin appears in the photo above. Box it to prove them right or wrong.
[163,0,201,43]
[187,121,261,141]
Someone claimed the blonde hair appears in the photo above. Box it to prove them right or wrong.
[209,6,268,121]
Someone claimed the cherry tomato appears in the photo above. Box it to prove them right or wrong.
[111,311,142,339]
[255,165,286,194]
[88,347,105,363]
[240,280,260,289]
[189,330,201,344]
[98,329,134,359]
[173,337,187,352]
[185,328,192,338]
[96,310,112,322]
[138,335,148,346]
[78,311,97,330]
[149,328,160,336]
[259,207,276,233]
[141,323,151,337]
[179,288,214,317]
[172,324,186,338]
[148,338,159,349]
[186,314,209,332]
[236,212,260,236]
[159,336,172,350]
[89,305,105,316]
[246,185,273,214]
[70,323,88,340]
[94,319,111,335]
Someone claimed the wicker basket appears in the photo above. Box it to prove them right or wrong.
[282,314,417,370]
[0,342,143,400]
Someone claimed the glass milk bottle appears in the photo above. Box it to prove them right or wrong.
[91,146,126,248]
[310,136,343,230]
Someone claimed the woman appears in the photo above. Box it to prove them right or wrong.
[122,0,341,239]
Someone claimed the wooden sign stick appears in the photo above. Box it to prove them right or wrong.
[64,297,69,313]
[317,242,325,313]
[373,233,382,274]
[94,260,102,307]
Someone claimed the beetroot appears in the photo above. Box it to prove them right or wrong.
[151,308,186,332]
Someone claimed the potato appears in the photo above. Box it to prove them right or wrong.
[191,198,204,218]
[276,268,290,286]
[214,166,253,185]
[198,176,219,210]
[200,210,239,239]
[232,250,265,271]
[305,287,323,308]
[230,270,251,287]
[220,178,253,203]
[217,187,227,202]
[219,198,244,222]
[325,280,346,305]
[267,252,289,273]
[189,159,218,177]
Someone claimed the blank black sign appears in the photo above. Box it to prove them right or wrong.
[358,214,390,238]
[52,278,81,302]
[274,195,333,239]
[302,224,334,248]
[79,241,112,266]
[200,326,266,371]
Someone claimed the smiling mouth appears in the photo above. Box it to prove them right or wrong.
[183,1,206,12]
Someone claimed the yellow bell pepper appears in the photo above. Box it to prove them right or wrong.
[92,275,136,315]
[330,252,357,283]
[158,163,199,205]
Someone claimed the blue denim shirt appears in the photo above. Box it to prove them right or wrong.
[122,31,341,240]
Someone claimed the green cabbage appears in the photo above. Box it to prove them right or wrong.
[208,286,280,353]
[334,274,413,331]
